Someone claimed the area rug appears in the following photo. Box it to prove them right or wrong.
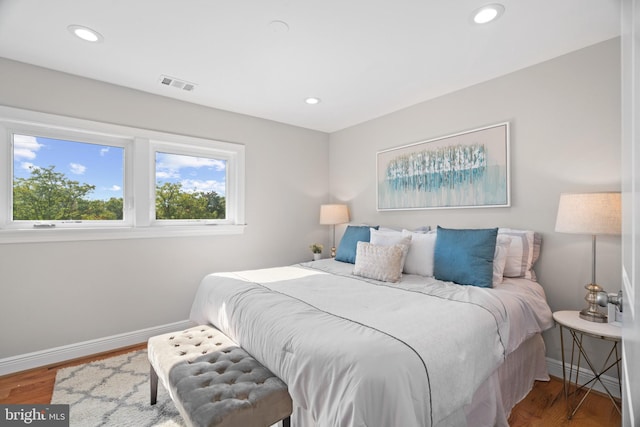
[51,350,185,427]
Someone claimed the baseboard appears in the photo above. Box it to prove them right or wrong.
[0,319,194,376]
[546,357,621,399]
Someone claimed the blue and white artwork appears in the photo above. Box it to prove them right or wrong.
[377,123,510,210]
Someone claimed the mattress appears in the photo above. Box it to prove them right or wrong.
[189,259,554,427]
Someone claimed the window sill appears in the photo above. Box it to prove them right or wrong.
[0,224,246,244]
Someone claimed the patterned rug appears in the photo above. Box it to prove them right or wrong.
[51,350,184,427]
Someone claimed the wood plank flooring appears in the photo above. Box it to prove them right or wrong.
[0,343,147,405]
[0,343,622,426]
[508,376,621,426]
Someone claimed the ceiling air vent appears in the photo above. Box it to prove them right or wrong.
[159,75,196,92]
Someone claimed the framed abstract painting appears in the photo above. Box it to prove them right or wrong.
[377,122,510,210]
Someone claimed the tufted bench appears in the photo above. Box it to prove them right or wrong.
[148,325,292,427]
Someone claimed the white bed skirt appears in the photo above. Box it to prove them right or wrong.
[291,333,548,427]
[464,332,549,426]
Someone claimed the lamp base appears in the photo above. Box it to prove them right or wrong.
[580,283,608,323]
[579,308,607,323]
[331,246,336,258]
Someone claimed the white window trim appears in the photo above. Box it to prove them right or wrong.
[147,139,239,227]
[3,121,134,229]
[0,106,246,244]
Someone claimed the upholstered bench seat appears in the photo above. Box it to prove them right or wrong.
[148,325,292,427]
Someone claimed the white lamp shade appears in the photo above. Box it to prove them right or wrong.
[555,192,621,235]
[319,204,350,225]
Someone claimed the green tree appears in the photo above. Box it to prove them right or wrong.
[75,198,120,220]
[155,182,183,219]
[12,166,225,222]
[156,182,225,220]
[13,165,96,220]
[204,191,225,219]
[104,197,124,220]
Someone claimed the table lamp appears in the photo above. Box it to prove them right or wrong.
[554,192,621,322]
[320,204,350,258]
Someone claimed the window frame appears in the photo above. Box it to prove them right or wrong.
[146,138,239,226]
[6,124,134,229]
[0,106,246,244]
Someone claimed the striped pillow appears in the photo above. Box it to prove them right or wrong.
[498,228,541,280]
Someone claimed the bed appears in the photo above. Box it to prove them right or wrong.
[189,226,554,427]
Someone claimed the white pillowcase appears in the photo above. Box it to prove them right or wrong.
[353,241,405,283]
[401,229,437,277]
[370,228,412,265]
[370,228,406,245]
[493,235,512,286]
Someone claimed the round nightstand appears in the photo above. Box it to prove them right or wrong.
[552,310,621,419]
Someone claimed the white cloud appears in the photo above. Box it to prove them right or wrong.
[108,185,121,191]
[69,163,86,175]
[180,179,225,195]
[100,148,110,156]
[158,154,226,171]
[13,134,43,160]
[156,153,226,180]
[156,170,180,180]
[20,162,39,171]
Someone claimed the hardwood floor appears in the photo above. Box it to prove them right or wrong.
[0,343,147,405]
[0,344,622,426]
[509,377,621,427]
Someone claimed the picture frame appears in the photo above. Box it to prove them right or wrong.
[376,122,510,211]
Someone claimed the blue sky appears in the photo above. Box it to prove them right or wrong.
[13,134,226,201]
[156,152,226,196]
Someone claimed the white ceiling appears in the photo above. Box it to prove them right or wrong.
[0,0,621,133]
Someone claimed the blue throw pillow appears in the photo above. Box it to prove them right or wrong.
[433,226,498,288]
[335,225,379,264]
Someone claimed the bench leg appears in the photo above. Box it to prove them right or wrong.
[150,364,158,405]
[282,416,291,427]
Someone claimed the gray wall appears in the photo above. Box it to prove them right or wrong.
[329,38,622,364]
[0,58,330,358]
[0,38,622,368]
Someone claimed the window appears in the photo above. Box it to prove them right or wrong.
[12,133,127,225]
[155,152,226,221]
[0,106,245,243]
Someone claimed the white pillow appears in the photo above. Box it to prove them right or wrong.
[377,226,401,233]
[353,242,405,283]
[370,227,404,245]
[498,228,539,279]
[401,229,437,277]
[493,235,512,286]
[370,228,412,265]
[411,226,431,233]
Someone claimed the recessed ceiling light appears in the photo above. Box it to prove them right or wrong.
[68,25,103,43]
[472,4,505,24]
[305,97,321,105]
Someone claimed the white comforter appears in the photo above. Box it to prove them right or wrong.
[189,259,553,427]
